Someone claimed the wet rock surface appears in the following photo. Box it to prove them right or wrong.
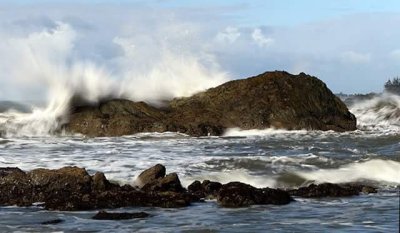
[188,180,222,199]
[137,164,185,193]
[65,71,356,137]
[0,166,192,210]
[217,182,293,207]
[92,210,150,220]
[0,166,378,211]
[288,183,377,198]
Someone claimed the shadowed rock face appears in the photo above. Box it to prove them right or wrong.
[65,71,356,137]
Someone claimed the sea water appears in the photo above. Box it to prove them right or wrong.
[0,95,399,232]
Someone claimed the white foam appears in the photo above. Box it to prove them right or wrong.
[349,93,400,135]
[296,159,400,185]
[0,21,228,137]
[184,169,276,188]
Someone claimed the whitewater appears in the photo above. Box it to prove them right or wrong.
[0,93,399,232]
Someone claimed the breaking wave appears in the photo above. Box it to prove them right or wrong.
[0,22,228,137]
[349,93,400,134]
[295,159,400,186]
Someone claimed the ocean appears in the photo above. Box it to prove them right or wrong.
[0,94,399,232]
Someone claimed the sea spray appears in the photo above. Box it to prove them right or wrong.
[0,21,228,137]
[349,93,400,134]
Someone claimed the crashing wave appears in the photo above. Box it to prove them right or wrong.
[348,92,400,134]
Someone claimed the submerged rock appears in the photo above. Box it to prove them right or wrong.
[65,71,356,137]
[41,219,65,225]
[217,182,293,207]
[92,210,150,220]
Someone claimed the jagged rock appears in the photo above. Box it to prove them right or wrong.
[65,71,356,137]
[137,164,166,188]
[288,183,376,198]
[92,172,114,191]
[92,210,150,220]
[217,182,293,207]
[188,180,222,199]
[137,165,185,193]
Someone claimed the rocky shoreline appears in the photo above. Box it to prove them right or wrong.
[0,164,377,219]
[65,71,357,137]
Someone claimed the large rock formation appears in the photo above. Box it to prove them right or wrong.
[66,71,356,137]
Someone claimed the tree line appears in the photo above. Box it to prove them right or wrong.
[384,77,400,94]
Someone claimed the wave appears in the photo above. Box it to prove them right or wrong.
[186,159,400,189]
[0,22,228,137]
[295,159,400,186]
[349,93,400,134]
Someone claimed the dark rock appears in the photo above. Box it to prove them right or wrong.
[92,172,113,191]
[288,183,366,198]
[0,165,194,211]
[188,180,222,199]
[137,164,166,188]
[65,71,356,137]
[92,210,150,220]
[217,182,292,207]
[141,173,185,193]
[361,186,378,194]
[137,165,185,193]
[41,219,64,225]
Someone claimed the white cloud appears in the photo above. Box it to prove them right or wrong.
[251,28,274,48]
[216,26,240,43]
[340,51,371,64]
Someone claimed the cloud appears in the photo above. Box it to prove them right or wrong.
[340,51,371,64]
[216,26,240,43]
[0,3,399,101]
[251,28,274,48]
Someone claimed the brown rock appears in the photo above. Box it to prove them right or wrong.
[65,71,356,137]
[0,165,194,211]
[136,164,166,188]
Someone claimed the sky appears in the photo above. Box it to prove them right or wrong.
[0,0,399,101]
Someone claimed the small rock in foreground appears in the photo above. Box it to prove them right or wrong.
[41,219,65,225]
[92,210,150,220]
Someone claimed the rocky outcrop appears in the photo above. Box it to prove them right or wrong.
[288,183,377,198]
[188,180,222,199]
[136,164,185,193]
[217,182,293,207]
[0,166,193,210]
[0,165,376,211]
[65,71,356,137]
